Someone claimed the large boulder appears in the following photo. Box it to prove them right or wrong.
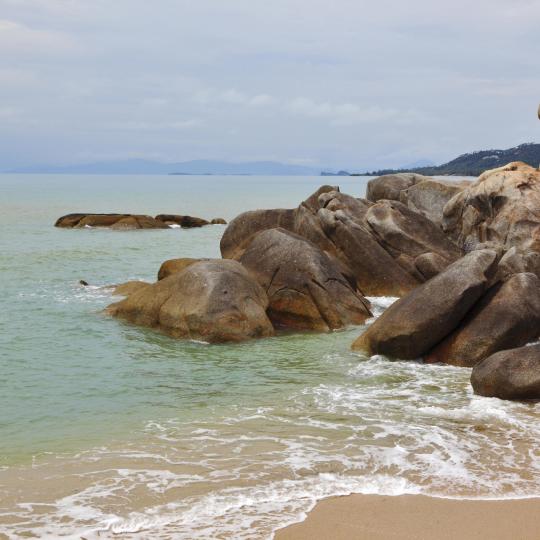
[238,228,371,331]
[366,173,429,203]
[364,200,462,268]
[351,250,498,358]
[111,281,152,297]
[157,258,202,280]
[106,260,274,343]
[220,208,296,260]
[317,203,420,296]
[399,178,470,227]
[425,273,540,367]
[471,344,540,400]
[443,162,540,251]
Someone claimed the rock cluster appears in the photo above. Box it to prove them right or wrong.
[102,162,540,400]
[352,162,540,401]
[221,185,463,296]
[55,213,227,229]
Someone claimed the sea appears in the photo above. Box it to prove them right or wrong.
[1,174,540,539]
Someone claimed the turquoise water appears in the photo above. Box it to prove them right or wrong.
[1,175,540,539]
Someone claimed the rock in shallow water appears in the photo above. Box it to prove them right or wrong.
[351,249,498,359]
[425,272,540,367]
[238,228,371,331]
[471,344,540,400]
[106,259,274,343]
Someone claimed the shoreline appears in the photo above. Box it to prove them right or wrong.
[274,494,540,540]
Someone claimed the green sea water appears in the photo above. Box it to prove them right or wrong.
[1,174,540,539]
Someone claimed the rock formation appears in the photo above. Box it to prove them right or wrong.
[471,344,540,400]
[237,228,371,331]
[107,259,274,343]
[351,250,498,358]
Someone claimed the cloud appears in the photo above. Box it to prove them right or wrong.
[0,18,74,54]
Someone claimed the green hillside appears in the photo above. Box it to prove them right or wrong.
[362,143,540,177]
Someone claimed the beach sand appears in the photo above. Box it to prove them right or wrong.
[275,494,540,540]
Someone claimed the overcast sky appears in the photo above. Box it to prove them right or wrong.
[1,0,539,170]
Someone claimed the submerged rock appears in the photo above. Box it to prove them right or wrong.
[471,344,540,400]
[425,273,540,367]
[238,228,371,331]
[106,259,274,343]
[211,218,227,225]
[351,250,498,358]
[154,214,210,228]
[55,213,168,229]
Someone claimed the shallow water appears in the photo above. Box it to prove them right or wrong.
[1,174,539,539]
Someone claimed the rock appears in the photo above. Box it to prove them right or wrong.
[366,173,429,203]
[111,281,152,297]
[399,178,470,226]
[110,215,169,230]
[55,213,88,227]
[443,162,540,251]
[351,250,498,358]
[471,344,540,400]
[157,258,202,280]
[106,259,274,343]
[294,189,420,296]
[238,228,371,331]
[154,214,210,227]
[220,208,296,259]
[495,247,540,281]
[76,214,130,228]
[211,218,227,225]
[425,273,540,367]
[55,213,168,229]
[414,252,450,280]
[79,279,89,286]
[364,200,462,264]
[318,206,420,296]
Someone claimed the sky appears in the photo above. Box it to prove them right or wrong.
[0,0,539,170]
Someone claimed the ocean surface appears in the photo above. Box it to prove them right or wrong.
[1,174,540,539]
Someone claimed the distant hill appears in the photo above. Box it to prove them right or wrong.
[6,159,321,176]
[362,143,540,177]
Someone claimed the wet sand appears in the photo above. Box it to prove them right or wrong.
[275,494,540,540]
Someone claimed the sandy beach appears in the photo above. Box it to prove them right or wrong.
[275,494,540,540]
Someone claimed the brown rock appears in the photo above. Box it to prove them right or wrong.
[238,228,371,331]
[414,252,450,280]
[157,258,201,280]
[425,273,540,367]
[211,218,227,225]
[399,178,470,226]
[351,250,498,358]
[106,259,274,343]
[443,162,540,250]
[76,214,130,228]
[220,208,296,259]
[366,173,429,203]
[365,200,462,263]
[155,214,210,227]
[471,344,540,400]
[111,281,152,297]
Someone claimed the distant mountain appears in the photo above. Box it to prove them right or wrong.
[362,143,540,177]
[6,159,321,176]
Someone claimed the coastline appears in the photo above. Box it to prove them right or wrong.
[274,494,540,540]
